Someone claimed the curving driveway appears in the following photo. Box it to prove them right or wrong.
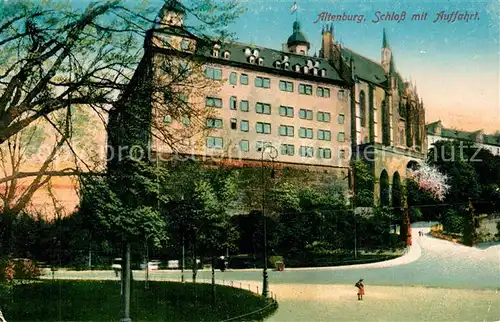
[44,223,500,321]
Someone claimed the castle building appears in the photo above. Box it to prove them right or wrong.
[116,1,427,206]
[426,121,500,156]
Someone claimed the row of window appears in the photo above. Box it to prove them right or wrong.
[207,67,343,99]
[206,118,345,142]
[205,96,345,124]
[208,138,346,159]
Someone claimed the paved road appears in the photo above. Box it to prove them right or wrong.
[47,226,500,290]
[44,224,500,321]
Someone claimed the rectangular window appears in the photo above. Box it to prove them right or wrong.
[316,87,330,98]
[298,84,312,95]
[279,125,294,137]
[256,122,271,134]
[230,118,237,130]
[318,130,331,141]
[240,73,249,85]
[229,72,237,85]
[337,132,345,142]
[239,140,249,152]
[338,89,346,100]
[255,77,270,88]
[206,136,223,149]
[279,106,294,117]
[230,96,237,110]
[256,102,271,115]
[279,80,294,92]
[339,149,346,159]
[206,118,223,129]
[299,127,313,139]
[206,97,222,108]
[256,141,272,151]
[318,148,332,159]
[240,120,249,132]
[317,112,331,122]
[280,144,295,156]
[337,114,345,124]
[299,146,314,157]
[240,100,249,112]
[204,67,222,80]
[299,109,313,120]
[181,116,190,126]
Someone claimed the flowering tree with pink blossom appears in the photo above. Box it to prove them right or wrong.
[407,163,450,201]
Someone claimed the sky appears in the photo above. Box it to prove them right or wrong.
[224,0,499,134]
[5,0,498,133]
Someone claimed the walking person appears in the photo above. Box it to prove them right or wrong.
[355,279,365,300]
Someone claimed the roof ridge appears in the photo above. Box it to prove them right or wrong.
[342,46,383,69]
[223,40,331,61]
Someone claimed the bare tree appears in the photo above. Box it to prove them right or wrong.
[0,0,245,213]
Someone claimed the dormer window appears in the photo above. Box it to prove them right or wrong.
[258,57,264,65]
[212,49,219,57]
[320,69,326,77]
[294,64,300,72]
[314,61,320,68]
[248,56,255,64]
[253,49,260,57]
[244,48,251,57]
[284,62,290,70]
[275,61,281,68]
[303,66,309,74]
[307,60,313,68]
[223,51,230,59]
[283,55,289,62]
[313,68,318,76]
[180,39,190,51]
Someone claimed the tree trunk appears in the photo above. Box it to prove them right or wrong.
[121,242,132,322]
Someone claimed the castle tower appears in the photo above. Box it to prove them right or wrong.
[159,0,185,27]
[381,28,392,73]
[286,21,310,55]
[319,23,334,59]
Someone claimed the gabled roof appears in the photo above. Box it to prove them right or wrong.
[425,120,442,134]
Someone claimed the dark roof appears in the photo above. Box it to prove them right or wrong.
[287,21,310,49]
[484,134,500,146]
[426,122,500,147]
[163,0,185,14]
[195,40,346,84]
[425,120,442,135]
[341,47,386,85]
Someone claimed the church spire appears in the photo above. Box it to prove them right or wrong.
[382,28,389,48]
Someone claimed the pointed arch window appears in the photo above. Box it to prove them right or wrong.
[359,90,366,127]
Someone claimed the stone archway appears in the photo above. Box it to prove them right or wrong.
[380,169,390,206]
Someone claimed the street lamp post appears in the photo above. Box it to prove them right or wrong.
[258,144,278,298]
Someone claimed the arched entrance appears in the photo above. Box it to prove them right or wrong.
[380,169,390,206]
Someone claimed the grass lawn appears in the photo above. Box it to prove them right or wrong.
[1,280,277,321]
